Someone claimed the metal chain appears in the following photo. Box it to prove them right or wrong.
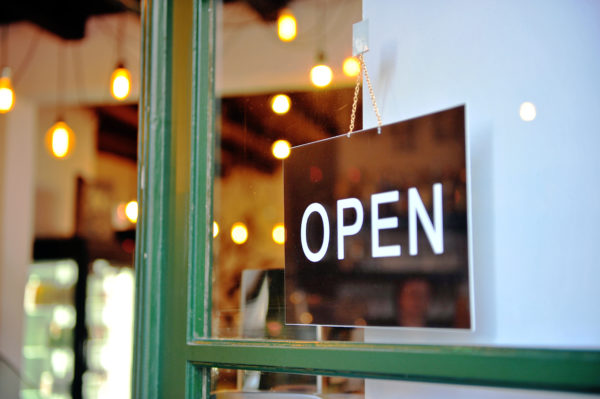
[348,54,363,136]
[347,53,383,136]
[363,56,383,134]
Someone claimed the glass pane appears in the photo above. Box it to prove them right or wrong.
[209,0,600,350]
[212,0,362,340]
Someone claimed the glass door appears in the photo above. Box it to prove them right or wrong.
[133,0,600,397]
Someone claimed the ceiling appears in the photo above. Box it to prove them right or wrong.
[0,0,139,40]
[0,0,296,40]
[1,0,362,171]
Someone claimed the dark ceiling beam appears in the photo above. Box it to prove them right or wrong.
[96,105,138,128]
[225,96,328,146]
[223,0,292,21]
[218,118,276,171]
[0,0,132,40]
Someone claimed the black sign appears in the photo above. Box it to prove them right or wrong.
[284,106,471,328]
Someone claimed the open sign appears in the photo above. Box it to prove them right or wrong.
[284,106,472,329]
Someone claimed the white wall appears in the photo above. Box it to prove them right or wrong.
[361,0,600,396]
[363,0,600,349]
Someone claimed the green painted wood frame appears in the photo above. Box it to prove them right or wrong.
[133,0,600,397]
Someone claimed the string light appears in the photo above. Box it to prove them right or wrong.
[272,140,291,159]
[213,221,219,238]
[271,94,291,114]
[0,67,14,113]
[277,10,297,42]
[46,120,74,159]
[110,64,131,101]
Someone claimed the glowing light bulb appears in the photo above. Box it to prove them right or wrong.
[272,223,286,245]
[343,57,361,77]
[110,65,131,101]
[310,64,333,88]
[0,68,15,113]
[125,200,138,223]
[277,11,297,42]
[271,94,291,114]
[519,101,536,122]
[231,222,248,244]
[46,121,74,159]
[213,221,219,238]
[272,139,291,159]
[0,78,14,113]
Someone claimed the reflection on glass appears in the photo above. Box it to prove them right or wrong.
[21,260,78,398]
[213,0,362,340]
[519,101,536,121]
[211,368,363,398]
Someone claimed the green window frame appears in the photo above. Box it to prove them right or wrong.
[132,0,600,397]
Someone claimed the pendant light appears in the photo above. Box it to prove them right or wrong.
[0,67,14,113]
[46,43,75,159]
[110,15,131,101]
[310,52,333,88]
[277,9,297,42]
[0,26,15,113]
[309,2,332,88]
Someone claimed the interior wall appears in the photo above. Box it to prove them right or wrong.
[96,153,137,206]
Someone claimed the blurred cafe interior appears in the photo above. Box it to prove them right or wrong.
[0,0,366,397]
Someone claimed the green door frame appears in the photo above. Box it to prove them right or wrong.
[133,0,600,397]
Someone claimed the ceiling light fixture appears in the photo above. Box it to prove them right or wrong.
[0,67,14,113]
[271,94,291,114]
[46,120,74,159]
[231,222,248,245]
[0,26,14,113]
[277,10,297,42]
[343,56,360,77]
[47,43,75,159]
[110,15,131,101]
[110,63,131,100]
[272,139,291,159]
[125,200,138,224]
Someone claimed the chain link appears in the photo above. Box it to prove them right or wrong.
[347,53,383,136]
[348,54,363,136]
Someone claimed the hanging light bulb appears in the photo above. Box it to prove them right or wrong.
[343,57,361,77]
[271,94,291,114]
[46,120,75,159]
[277,10,297,42]
[0,67,14,113]
[125,200,138,223]
[310,64,333,88]
[310,52,332,88]
[272,139,291,159]
[110,63,131,101]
